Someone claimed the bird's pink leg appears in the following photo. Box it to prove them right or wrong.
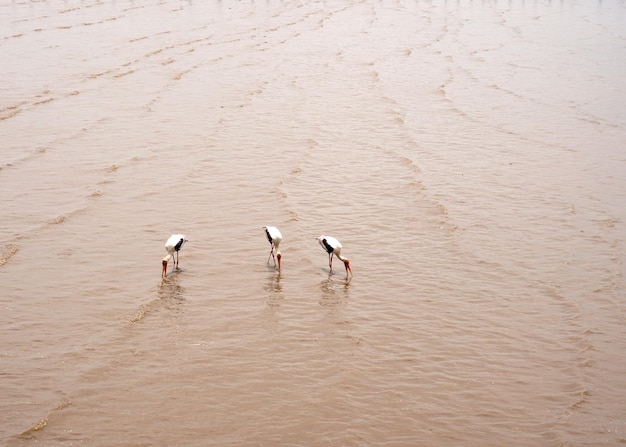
[329,253,333,273]
[267,247,275,265]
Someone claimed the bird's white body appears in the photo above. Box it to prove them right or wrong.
[162,234,188,277]
[319,235,342,256]
[317,235,352,276]
[165,234,187,254]
[264,226,282,270]
[264,226,282,250]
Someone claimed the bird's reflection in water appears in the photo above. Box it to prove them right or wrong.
[318,274,356,346]
[261,272,283,332]
[129,276,185,324]
[159,275,184,300]
[264,271,283,307]
[319,273,351,308]
[156,273,186,319]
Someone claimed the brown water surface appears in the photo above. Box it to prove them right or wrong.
[2,1,626,446]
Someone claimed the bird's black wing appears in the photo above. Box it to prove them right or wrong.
[265,228,273,244]
[322,238,334,254]
[174,238,185,251]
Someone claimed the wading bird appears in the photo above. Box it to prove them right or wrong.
[264,226,282,270]
[317,235,352,276]
[162,234,188,278]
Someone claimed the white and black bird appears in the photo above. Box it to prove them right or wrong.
[162,234,188,277]
[264,226,282,270]
[317,235,352,276]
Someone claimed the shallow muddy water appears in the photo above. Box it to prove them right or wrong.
[1,1,626,445]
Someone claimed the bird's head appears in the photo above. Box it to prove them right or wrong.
[276,252,282,271]
[162,254,172,278]
[343,258,352,276]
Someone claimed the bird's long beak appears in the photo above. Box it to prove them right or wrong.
[162,254,171,278]
[344,260,352,276]
[277,253,281,271]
